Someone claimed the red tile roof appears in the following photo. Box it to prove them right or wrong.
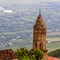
[0,49,17,60]
[48,56,60,60]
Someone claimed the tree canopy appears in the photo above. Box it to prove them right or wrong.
[15,47,43,60]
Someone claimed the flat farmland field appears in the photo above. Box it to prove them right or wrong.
[47,41,60,52]
[47,38,60,41]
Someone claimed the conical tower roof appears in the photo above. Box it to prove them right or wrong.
[36,13,44,24]
[34,12,46,30]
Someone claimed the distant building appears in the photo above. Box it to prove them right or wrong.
[0,49,18,60]
[33,13,48,60]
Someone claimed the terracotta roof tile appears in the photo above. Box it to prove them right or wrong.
[48,56,60,60]
[0,49,17,60]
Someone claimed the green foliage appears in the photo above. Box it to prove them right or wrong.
[30,49,43,60]
[15,48,43,60]
[15,47,30,60]
[48,49,60,58]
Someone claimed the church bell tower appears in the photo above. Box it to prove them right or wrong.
[33,12,48,60]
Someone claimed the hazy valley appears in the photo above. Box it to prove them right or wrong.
[0,2,60,52]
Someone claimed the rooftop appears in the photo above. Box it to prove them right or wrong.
[0,49,17,60]
[48,56,60,60]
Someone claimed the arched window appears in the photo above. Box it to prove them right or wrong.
[35,43,37,48]
[40,43,43,50]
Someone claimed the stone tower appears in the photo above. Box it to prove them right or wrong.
[33,13,48,60]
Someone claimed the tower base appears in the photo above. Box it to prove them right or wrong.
[43,53,48,60]
[43,49,48,60]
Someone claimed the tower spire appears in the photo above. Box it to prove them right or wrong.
[37,10,42,21]
[39,9,41,16]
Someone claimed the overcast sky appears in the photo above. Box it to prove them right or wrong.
[0,0,60,5]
